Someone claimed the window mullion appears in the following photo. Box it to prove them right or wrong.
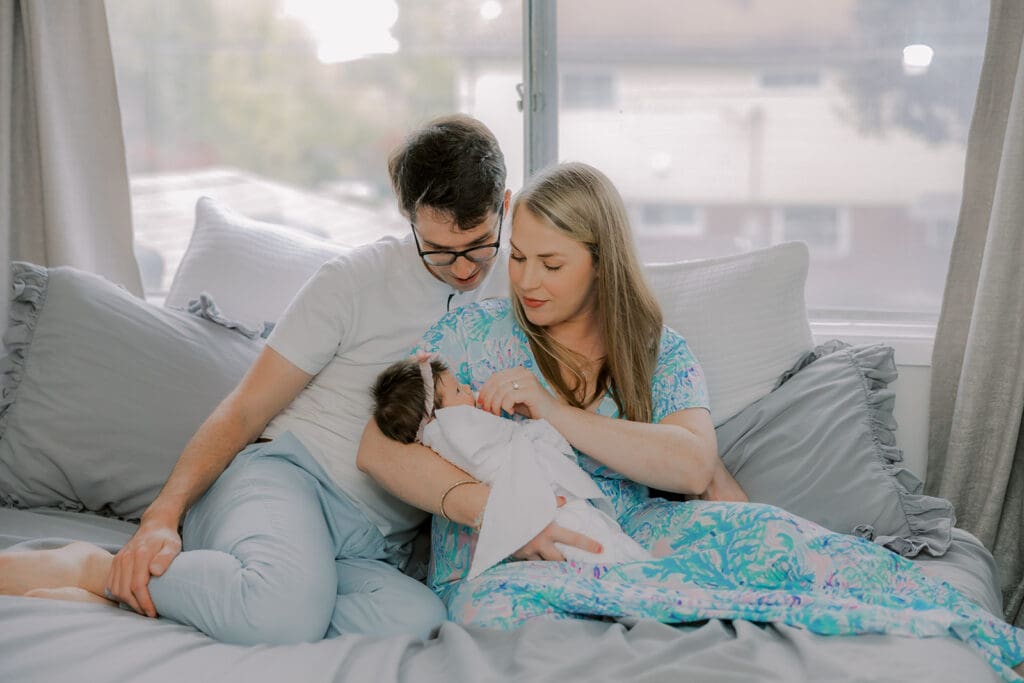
[522,0,558,181]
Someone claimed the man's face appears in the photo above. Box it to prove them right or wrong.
[412,206,503,292]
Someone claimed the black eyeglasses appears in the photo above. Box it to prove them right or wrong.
[412,212,503,266]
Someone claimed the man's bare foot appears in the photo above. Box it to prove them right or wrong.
[24,586,117,607]
[0,542,112,597]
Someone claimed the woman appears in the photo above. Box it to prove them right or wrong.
[358,162,1024,680]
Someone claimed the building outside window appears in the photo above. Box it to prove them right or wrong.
[108,0,989,331]
[106,0,524,299]
[772,206,850,259]
[562,72,616,109]
[637,203,704,237]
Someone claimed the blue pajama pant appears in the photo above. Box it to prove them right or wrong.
[147,432,446,645]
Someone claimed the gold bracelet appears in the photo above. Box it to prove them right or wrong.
[439,479,477,523]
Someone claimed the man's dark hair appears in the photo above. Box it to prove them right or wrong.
[372,358,448,444]
[387,114,506,230]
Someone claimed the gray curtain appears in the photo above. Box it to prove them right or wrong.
[0,0,142,296]
[927,0,1024,625]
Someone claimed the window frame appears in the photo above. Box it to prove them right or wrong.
[520,1,953,357]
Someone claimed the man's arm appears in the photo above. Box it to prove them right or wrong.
[107,346,313,617]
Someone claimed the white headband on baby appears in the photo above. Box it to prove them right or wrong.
[415,352,437,442]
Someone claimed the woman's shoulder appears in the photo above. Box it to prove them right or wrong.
[654,324,703,374]
[650,324,710,418]
[656,324,693,355]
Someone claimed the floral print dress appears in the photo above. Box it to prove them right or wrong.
[416,298,1024,681]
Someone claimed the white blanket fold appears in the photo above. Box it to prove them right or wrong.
[422,406,652,579]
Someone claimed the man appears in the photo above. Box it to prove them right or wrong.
[106,115,511,644]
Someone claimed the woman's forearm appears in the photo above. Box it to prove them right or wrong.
[356,419,490,528]
[544,404,717,494]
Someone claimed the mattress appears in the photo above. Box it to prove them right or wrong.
[0,506,1003,683]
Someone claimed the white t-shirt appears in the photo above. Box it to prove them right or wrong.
[263,232,509,540]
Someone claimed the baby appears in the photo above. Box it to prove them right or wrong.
[371,355,651,579]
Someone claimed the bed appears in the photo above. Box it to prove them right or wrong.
[0,198,1009,682]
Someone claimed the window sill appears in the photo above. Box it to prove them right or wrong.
[810,320,934,367]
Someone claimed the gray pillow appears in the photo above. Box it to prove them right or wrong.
[0,263,260,520]
[717,340,955,557]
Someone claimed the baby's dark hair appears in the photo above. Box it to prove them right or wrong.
[372,358,448,444]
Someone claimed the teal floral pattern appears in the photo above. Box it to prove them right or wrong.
[417,299,1024,682]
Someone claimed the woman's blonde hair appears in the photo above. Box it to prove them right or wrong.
[511,162,663,423]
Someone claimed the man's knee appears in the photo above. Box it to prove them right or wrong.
[333,560,447,639]
[359,577,447,638]
[400,586,448,638]
[223,567,335,645]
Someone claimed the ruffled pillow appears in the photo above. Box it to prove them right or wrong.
[0,262,260,519]
[717,340,955,557]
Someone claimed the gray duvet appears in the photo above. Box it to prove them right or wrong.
[0,507,1003,683]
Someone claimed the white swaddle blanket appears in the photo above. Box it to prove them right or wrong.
[421,405,652,579]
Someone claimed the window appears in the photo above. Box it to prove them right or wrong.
[553,0,989,321]
[759,69,822,89]
[637,202,704,236]
[110,0,990,328]
[925,219,957,252]
[911,192,961,252]
[562,72,615,109]
[106,0,523,299]
[772,206,850,258]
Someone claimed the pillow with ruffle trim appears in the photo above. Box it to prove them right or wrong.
[164,197,349,330]
[716,340,955,557]
[0,262,260,520]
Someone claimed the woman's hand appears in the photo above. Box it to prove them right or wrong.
[511,497,603,561]
[476,367,559,420]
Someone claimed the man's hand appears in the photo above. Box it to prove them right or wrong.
[107,518,182,618]
[511,496,602,561]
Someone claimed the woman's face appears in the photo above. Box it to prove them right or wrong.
[509,207,598,330]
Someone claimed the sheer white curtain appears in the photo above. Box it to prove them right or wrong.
[927,0,1024,625]
[0,0,141,300]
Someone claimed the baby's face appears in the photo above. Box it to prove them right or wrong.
[436,370,476,408]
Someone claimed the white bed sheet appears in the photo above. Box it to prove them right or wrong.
[0,507,1003,683]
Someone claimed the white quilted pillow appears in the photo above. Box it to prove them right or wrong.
[645,242,813,426]
[166,198,811,424]
[165,197,349,326]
